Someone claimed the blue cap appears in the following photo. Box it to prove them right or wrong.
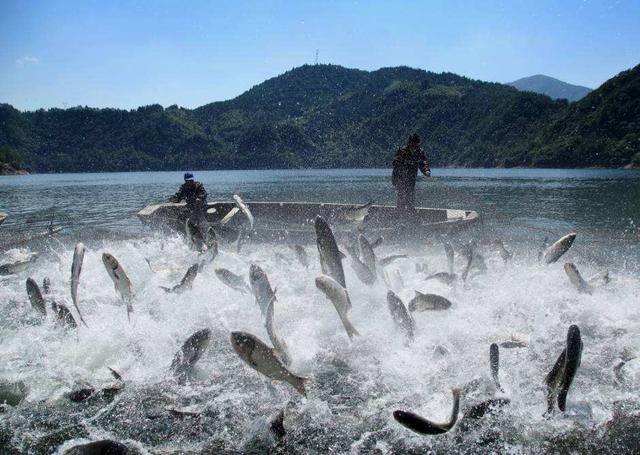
[184,172,194,181]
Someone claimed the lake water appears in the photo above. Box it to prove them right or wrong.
[1,168,639,453]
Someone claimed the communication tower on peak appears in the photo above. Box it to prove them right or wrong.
[315,49,319,65]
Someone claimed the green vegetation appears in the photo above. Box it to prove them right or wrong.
[0,63,638,172]
[0,144,22,167]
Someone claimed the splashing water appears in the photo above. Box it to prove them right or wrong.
[1,169,639,453]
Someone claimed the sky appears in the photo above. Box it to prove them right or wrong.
[1,0,639,111]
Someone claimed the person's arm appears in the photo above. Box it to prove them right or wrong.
[418,148,431,177]
[195,183,207,202]
[169,185,184,202]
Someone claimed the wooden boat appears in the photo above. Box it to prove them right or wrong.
[138,201,479,243]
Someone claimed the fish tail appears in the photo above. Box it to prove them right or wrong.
[345,320,360,339]
[295,377,310,397]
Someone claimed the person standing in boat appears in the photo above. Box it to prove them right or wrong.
[169,172,208,224]
[392,134,431,216]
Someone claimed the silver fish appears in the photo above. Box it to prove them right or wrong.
[408,291,453,312]
[558,325,582,411]
[334,201,374,223]
[493,240,513,262]
[386,290,415,341]
[230,331,308,396]
[564,262,593,294]
[443,241,455,275]
[489,343,504,392]
[215,268,251,294]
[378,254,407,268]
[393,388,461,435]
[543,233,576,265]
[315,275,359,339]
[170,328,211,384]
[289,245,309,268]
[0,255,38,275]
[233,194,255,229]
[358,234,377,277]
[26,277,46,316]
[424,272,457,285]
[545,325,583,413]
[162,264,199,294]
[42,277,51,294]
[101,253,134,319]
[265,296,291,366]
[70,242,88,327]
[349,255,376,286]
[314,216,346,288]
[249,264,277,316]
[185,217,206,252]
[51,301,77,328]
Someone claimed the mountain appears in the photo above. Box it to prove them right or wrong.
[0,63,638,172]
[508,75,592,102]
[523,63,640,168]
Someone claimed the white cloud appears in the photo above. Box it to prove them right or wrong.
[16,56,39,66]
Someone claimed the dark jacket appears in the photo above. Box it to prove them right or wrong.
[170,180,207,206]
[392,144,430,188]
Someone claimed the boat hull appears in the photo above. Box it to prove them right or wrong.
[137,201,479,243]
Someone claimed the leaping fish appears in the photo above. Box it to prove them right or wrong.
[233,194,254,229]
[249,264,277,316]
[563,262,593,295]
[386,290,415,341]
[230,331,308,396]
[408,291,453,312]
[393,388,461,435]
[489,343,504,392]
[215,268,251,294]
[70,242,88,327]
[542,233,576,265]
[161,264,199,294]
[265,296,291,366]
[289,245,309,268]
[102,253,134,319]
[170,328,211,384]
[314,216,346,288]
[26,277,46,316]
[315,275,359,339]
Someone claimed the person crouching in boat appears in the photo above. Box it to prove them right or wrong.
[392,134,431,218]
[169,172,208,224]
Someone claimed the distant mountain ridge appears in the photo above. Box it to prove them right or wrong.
[508,74,592,101]
[0,63,638,172]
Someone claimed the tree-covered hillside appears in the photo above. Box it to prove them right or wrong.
[1,63,638,172]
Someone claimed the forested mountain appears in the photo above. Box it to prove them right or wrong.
[522,64,640,167]
[508,75,592,101]
[0,63,638,172]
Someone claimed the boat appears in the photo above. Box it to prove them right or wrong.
[0,212,6,226]
[137,201,479,243]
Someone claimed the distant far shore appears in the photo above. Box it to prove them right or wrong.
[2,166,640,178]
[0,163,29,175]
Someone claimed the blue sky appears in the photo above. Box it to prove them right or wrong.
[1,0,639,111]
